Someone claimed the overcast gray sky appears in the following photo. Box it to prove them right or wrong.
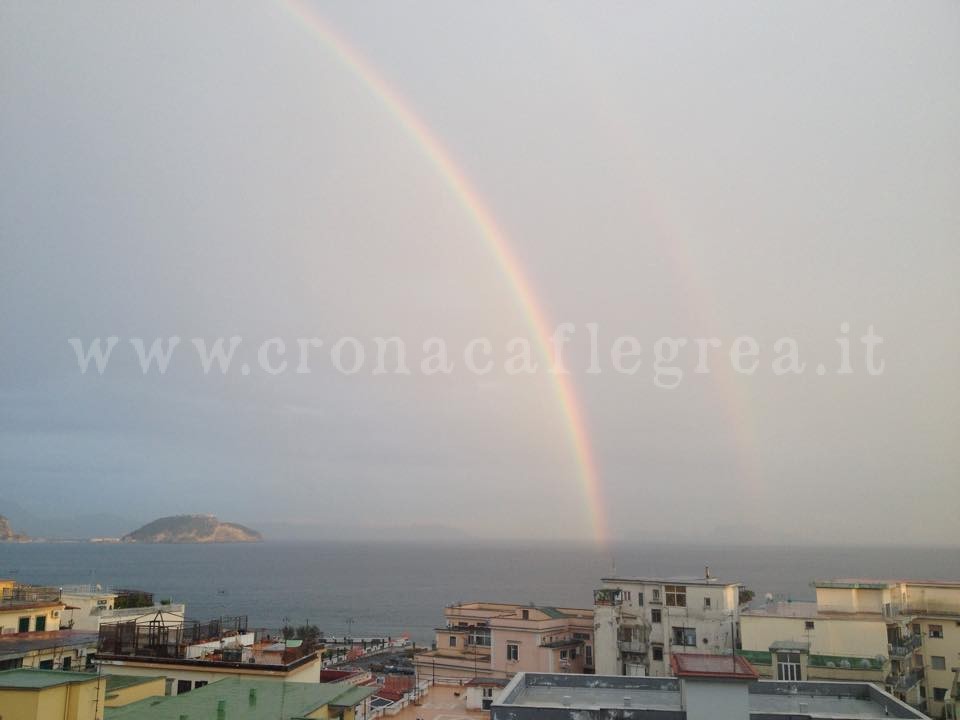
[1,1,957,544]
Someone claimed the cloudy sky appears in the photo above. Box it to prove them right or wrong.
[1,1,957,544]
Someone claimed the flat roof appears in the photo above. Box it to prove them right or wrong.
[0,631,98,660]
[601,576,741,588]
[816,577,960,589]
[671,653,758,680]
[493,673,927,719]
[742,601,887,621]
[105,678,376,720]
[0,668,101,690]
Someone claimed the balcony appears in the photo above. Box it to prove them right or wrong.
[888,634,923,658]
[594,589,623,607]
[886,667,924,692]
[618,639,647,655]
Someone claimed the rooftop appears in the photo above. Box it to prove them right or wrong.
[0,630,99,660]
[671,653,759,681]
[0,668,101,690]
[742,601,887,621]
[493,672,928,720]
[104,678,376,720]
[601,575,741,588]
[816,577,960,589]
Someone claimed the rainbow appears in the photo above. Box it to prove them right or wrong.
[279,0,610,546]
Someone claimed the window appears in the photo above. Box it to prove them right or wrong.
[522,609,529,620]
[194,681,207,690]
[637,592,644,607]
[449,636,457,647]
[471,629,491,647]
[585,645,593,665]
[931,656,946,670]
[18,617,29,633]
[703,597,711,609]
[652,588,661,603]
[912,623,922,635]
[929,624,943,639]
[933,688,947,702]
[777,652,802,681]
[507,643,519,662]
[35,615,46,632]
[177,680,192,695]
[651,609,662,624]
[665,585,686,607]
[483,688,494,698]
[61,657,71,671]
[804,621,815,630]
[672,626,696,647]
[652,644,664,661]
[38,660,54,670]
[560,650,568,660]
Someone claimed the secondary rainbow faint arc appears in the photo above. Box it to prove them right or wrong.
[280,0,609,546]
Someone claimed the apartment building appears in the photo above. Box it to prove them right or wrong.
[0,582,98,671]
[0,669,106,720]
[0,581,66,635]
[742,578,960,719]
[96,615,323,694]
[593,571,742,676]
[413,601,594,681]
[492,662,928,720]
[59,584,185,631]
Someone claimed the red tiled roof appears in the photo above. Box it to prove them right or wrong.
[670,653,758,681]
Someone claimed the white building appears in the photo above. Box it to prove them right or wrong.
[59,585,185,632]
[594,570,742,676]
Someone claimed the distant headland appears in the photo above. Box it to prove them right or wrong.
[122,514,263,544]
[0,515,29,542]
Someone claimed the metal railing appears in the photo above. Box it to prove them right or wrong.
[886,667,924,691]
[888,634,923,658]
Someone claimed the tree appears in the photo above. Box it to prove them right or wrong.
[738,588,755,606]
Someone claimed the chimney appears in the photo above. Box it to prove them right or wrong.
[705,566,710,580]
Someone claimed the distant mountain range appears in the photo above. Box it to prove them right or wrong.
[122,514,263,544]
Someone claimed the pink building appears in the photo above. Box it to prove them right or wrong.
[414,602,594,681]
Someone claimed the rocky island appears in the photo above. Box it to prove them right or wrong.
[122,514,262,543]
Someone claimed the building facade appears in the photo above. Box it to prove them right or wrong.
[742,578,960,719]
[593,572,742,677]
[414,601,594,681]
[96,615,323,694]
[0,669,106,720]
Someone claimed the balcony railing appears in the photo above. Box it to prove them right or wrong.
[0,585,61,607]
[594,589,623,606]
[888,634,923,658]
[886,668,924,691]
[618,639,647,654]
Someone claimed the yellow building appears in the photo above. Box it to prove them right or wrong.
[0,583,66,635]
[742,578,960,719]
[103,674,165,707]
[0,668,106,720]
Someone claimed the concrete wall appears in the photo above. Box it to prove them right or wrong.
[104,677,166,707]
[682,679,749,720]
[0,603,65,634]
